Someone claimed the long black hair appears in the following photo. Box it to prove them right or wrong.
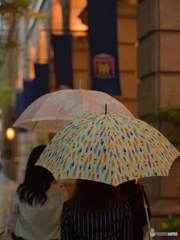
[69,179,123,213]
[17,145,54,206]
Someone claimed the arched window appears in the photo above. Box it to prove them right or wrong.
[51,0,63,35]
[29,42,36,80]
[49,0,64,92]
[18,51,23,89]
[69,0,88,36]
[38,22,47,64]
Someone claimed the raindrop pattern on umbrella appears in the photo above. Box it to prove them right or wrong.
[36,113,180,186]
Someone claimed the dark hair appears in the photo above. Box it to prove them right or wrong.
[119,180,136,197]
[69,179,123,213]
[17,145,54,206]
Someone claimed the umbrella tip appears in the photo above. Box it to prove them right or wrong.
[105,104,107,115]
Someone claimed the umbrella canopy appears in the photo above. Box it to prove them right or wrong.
[13,89,133,132]
[36,112,180,186]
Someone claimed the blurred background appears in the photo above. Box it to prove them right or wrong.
[0,0,180,238]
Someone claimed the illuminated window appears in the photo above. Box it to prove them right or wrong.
[29,43,36,80]
[38,22,47,64]
[18,52,23,89]
[51,0,63,35]
[69,0,88,36]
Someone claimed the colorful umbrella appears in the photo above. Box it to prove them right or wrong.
[13,89,133,132]
[36,112,180,186]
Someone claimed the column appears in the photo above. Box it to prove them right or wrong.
[137,0,180,234]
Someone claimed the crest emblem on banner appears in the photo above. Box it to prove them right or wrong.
[93,53,115,79]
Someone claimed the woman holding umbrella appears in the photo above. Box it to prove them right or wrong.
[36,112,180,239]
[60,179,133,240]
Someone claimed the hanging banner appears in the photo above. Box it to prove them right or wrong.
[16,92,25,117]
[23,80,35,108]
[51,34,73,89]
[34,63,49,99]
[87,0,121,95]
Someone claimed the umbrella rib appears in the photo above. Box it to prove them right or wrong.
[31,121,38,132]
[106,118,118,184]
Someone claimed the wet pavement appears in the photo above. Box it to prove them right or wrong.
[0,172,17,231]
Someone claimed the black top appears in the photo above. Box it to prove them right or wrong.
[61,200,133,240]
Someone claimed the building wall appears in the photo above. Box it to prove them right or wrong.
[1,24,19,180]
[72,2,139,119]
[137,0,180,235]
[15,1,52,183]
[72,37,90,90]
[116,2,138,117]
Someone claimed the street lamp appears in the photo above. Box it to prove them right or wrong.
[5,128,15,140]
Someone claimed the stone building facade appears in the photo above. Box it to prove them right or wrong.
[137,0,180,236]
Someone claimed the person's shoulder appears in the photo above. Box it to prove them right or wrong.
[12,186,18,194]
[59,186,69,201]
[11,186,20,197]
[121,198,130,207]
[46,184,68,198]
[62,200,71,214]
[63,199,76,211]
[11,186,20,204]
[59,185,69,198]
[113,198,130,210]
[121,199,132,215]
[63,200,69,207]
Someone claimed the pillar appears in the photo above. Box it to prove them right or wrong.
[137,0,180,235]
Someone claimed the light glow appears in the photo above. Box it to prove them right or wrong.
[39,22,47,64]
[29,43,36,80]
[51,0,63,35]
[5,128,15,140]
[69,0,88,36]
